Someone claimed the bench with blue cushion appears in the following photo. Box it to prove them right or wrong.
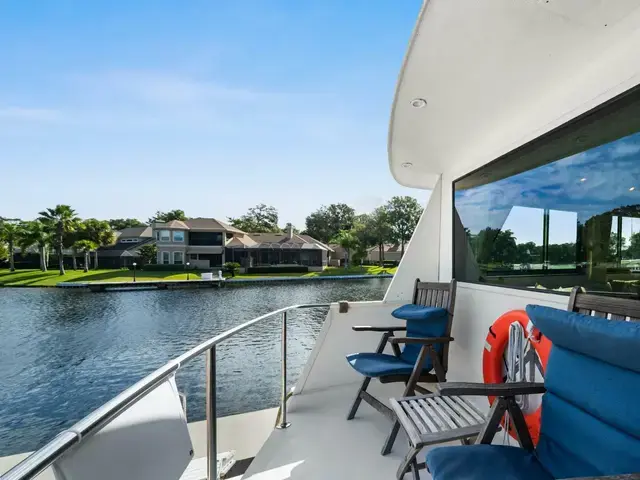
[425,303,640,480]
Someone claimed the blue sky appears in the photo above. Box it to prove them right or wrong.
[0,1,422,228]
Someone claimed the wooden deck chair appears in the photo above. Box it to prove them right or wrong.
[345,279,457,454]
[425,299,640,480]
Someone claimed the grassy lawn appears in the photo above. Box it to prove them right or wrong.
[0,265,396,287]
[0,269,202,287]
[228,265,397,279]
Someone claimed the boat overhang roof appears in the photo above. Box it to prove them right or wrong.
[389,0,640,189]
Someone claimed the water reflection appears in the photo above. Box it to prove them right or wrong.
[0,279,390,456]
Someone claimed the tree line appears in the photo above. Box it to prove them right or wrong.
[467,226,640,268]
[1,196,423,274]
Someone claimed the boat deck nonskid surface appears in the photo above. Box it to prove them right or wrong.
[244,382,464,480]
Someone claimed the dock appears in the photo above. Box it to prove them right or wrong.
[58,278,225,292]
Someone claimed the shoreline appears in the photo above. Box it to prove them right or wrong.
[0,273,394,289]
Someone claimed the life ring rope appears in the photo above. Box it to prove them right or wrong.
[482,310,551,445]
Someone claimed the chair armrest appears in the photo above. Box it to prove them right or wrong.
[352,325,406,332]
[388,336,454,345]
[436,382,546,396]
[565,475,640,480]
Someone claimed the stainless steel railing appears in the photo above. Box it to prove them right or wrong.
[1,303,331,480]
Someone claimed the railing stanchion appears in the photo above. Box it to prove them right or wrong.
[276,310,291,429]
[206,346,217,480]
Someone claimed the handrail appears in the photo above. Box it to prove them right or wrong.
[1,303,332,480]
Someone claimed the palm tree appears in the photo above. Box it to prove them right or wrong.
[331,229,359,268]
[19,220,50,272]
[73,240,97,273]
[83,219,115,269]
[0,220,23,272]
[39,205,80,275]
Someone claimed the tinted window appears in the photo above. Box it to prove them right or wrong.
[454,91,640,295]
[189,232,223,246]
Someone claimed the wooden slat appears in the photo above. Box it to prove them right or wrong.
[402,401,428,434]
[437,290,444,307]
[593,310,607,318]
[389,398,422,446]
[578,308,592,316]
[610,314,627,321]
[441,396,475,426]
[418,399,446,431]
[425,290,433,306]
[574,294,640,319]
[629,317,640,322]
[425,398,457,430]
[452,396,485,423]
[409,400,438,433]
[437,396,469,428]
[442,292,449,309]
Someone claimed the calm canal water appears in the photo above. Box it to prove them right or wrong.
[0,279,391,456]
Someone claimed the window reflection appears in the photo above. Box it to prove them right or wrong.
[454,130,640,294]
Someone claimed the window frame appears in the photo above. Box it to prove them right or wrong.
[161,251,170,265]
[157,230,171,242]
[172,230,185,243]
[173,251,184,265]
[451,83,640,296]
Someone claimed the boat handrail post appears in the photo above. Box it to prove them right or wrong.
[276,310,291,429]
[206,345,217,480]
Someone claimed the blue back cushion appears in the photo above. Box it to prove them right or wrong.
[526,305,640,478]
[400,313,448,366]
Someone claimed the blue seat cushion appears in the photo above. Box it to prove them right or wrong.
[346,352,432,377]
[392,304,448,321]
[426,445,553,480]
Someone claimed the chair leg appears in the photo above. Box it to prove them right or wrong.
[383,345,430,455]
[396,445,421,480]
[347,376,371,420]
[409,458,421,480]
[381,420,401,455]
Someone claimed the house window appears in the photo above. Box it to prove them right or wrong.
[173,251,184,265]
[189,254,198,260]
[189,232,223,246]
[119,238,139,243]
[157,230,171,242]
[161,251,170,265]
[173,231,185,243]
[453,86,640,294]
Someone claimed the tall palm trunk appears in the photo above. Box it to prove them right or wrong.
[39,245,47,272]
[72,254,77,271]
[84,252,89,273]
[57,222,65,275]
[378,243,383,266]
[8,240,15,272]
[94,250,99,269]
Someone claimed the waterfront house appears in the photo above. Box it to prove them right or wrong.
[227,224,333,271]
[98,226,154,268]
[152,218,245,269]
[366,244,403,264]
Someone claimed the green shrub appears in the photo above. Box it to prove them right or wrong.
[247,266,308,274]
[224,262,241,277]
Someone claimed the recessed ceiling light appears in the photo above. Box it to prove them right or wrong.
[410,98,427,108]
[630,187,636,191]
[580,177,587,182]
[401,162,413,168]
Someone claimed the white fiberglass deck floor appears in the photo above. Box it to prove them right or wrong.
[243,382,463,480]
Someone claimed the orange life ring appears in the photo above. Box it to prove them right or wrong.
[482,309,551,445]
